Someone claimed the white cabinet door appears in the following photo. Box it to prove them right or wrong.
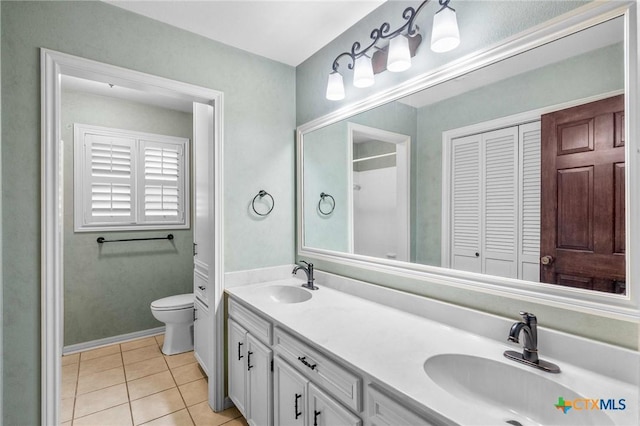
[308,383,361,426]
[193,298,210,376]
[519,121,541,282]
[274,357,307,426]
[246,333,273,426]
[228,319,248,418]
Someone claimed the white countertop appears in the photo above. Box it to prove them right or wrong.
[226,277,638,426]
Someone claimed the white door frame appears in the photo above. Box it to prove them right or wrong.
[41,49,225,425]
[347,122,411,261]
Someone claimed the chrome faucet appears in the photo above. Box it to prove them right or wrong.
[504,311,560,373]
[292,261,318,290]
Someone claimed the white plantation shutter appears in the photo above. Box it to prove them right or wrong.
[83,133,136,224]
[74,124,189,231]
[141,141,184,222]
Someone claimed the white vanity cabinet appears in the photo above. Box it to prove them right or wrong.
[228,299,274,426]
[367,386,436,426]
[193,298,210,375]
[308,383,361,426]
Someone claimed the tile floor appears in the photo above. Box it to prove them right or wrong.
[61,334,248,426]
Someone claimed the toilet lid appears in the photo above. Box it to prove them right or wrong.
[151,293,194,310]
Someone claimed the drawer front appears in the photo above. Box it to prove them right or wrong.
[367,386,435,426]
[228,298,272,346]
[274,327,361,412]
[194,269,209,305]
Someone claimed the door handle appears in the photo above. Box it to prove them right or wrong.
[294,393,302,419]
[541,255,554,265]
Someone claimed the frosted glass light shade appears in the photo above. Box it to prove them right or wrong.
[387,35,411,72]
[326,71,345,100]
[353,55,375,88]
[431,7,460,53]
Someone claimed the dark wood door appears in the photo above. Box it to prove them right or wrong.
[540,95,625,294]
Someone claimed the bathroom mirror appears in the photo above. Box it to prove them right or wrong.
[298,4,639,312]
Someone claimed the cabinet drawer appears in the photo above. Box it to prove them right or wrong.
[274,327,361,412]
[367,385,435,426]
[228,298,272,346]
[194,269,209,305]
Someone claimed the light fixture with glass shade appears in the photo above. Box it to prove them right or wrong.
[326,0,460,100]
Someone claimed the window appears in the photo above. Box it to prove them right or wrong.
[74,124,189,231]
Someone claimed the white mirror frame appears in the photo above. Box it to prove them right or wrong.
[41,49,226,425]
[297,1,640,321]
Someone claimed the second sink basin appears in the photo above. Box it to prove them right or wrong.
[254,285,312,304]
[424,354,613,426]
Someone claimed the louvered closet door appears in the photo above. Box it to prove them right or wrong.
[482,127,519,279]
[139,140,184,224]
[519,122,541,282]
[451,134,482,273]
[84,134,136,224]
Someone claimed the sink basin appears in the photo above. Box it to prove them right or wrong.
[254,285,312,304]
[424,354,613,426]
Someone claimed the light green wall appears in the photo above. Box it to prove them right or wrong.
[296,1,639,350]
[1,1,295,424]
[415,42,624,266]
[62,90,194,346]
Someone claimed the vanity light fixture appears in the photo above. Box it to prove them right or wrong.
[326,0,460,100]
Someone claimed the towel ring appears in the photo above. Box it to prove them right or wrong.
[252,190,274,216]
[318,192,335,216]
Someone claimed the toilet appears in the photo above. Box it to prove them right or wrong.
[150,293,194,355]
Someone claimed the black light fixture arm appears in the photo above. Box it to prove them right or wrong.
[331,0,442,73]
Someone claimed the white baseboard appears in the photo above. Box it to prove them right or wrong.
[63,326,165,355]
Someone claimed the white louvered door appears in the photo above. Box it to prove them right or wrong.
[518,122,541,282]
[449,122,540,281]
[450,134,482,273]
[482,127,518,279]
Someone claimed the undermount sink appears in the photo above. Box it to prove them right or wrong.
[254,285,312,304]
[424,354,613,426]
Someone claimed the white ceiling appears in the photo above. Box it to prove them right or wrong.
[106,0,386,66]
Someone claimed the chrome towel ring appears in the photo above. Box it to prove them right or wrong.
[318,192,335,215]
[252,190,274,216]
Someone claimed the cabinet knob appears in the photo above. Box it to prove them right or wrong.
[475,252,480,257]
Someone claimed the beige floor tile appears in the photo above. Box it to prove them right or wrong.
[62,363,79,382]
[61,397,74,423]
[128,370,176,401]
[188,404,241,426]
[77,366,126,395]
[73,402,133,426]
[140,408,194,426]
[61,376,77,399]
[165,351,196,370]
[171,362,205,386]
[79,353,123,377]
[221,418,248,426]
[130,388,185,425]
[62,353,80,366]
[61,421,72,426]
[121,336,158,352]
[155,334,165,347]
[80,344,121,361]
[74,383,129,419]
[125,356,169,381]
[123,344,163,365]
[178,378,208,407]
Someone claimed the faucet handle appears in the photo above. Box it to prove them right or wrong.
[519,311,536,325]
[301,260,313,268]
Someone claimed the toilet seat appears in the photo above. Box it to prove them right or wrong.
[151,293,193,311]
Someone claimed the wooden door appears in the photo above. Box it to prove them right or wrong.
[540,95,625,293]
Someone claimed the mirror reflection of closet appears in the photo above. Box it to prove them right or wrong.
[349,124,410,262]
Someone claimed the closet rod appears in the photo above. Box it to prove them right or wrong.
[97,234,174,244]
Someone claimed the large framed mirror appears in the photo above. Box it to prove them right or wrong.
[297,2,639,317]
